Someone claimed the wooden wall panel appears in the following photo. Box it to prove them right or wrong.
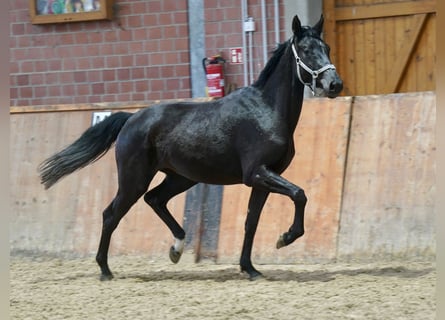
[337,92,436,260]
[217,97,353,264]
[10,109,186,259]
[324,0,436,96]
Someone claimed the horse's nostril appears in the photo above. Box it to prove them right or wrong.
[329,80,343,93]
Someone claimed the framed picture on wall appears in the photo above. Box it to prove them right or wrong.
[29,0,113,24]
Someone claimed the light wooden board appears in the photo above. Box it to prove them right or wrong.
[337,91,436,260]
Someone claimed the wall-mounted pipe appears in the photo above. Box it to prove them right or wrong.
[274,0,280,44]
[261,0,267,66]
[241,0,248,87]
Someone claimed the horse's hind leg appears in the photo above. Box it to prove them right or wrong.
[96,163,154,280]
[144,173,196,263]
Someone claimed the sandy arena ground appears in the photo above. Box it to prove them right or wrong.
[10,254,435,320]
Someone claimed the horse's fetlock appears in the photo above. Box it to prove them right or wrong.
[294,189,307,203]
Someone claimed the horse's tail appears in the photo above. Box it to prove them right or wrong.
[39,111,133,189]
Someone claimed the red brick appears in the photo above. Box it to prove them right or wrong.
[62,59,76,71]
[89,32,102,43]
[150,53,164,65]
[34,60,48,72]
[175,65,189,77]
[224,7,240,20]
[145,40,160,51]
[162,91,175,99]
[131,92,146,101]
[135,80,149,92]
[91,57,105,69]
[20,61,34,73]
[10,87,18,99]
[164,52,177,64]
[58,33,74,45]
[132,28,147,41]
[75,33,89,44]
[150,79,164,91]
[105,82,119,94]
[34,86,47,98]
[146,66,160,78]
[74,71,87,83]
[19,87,33,98]
[88,95,102,103]
[100,44,114,56]
[60,72,74,83]
[62,83,76,97]
[128,42,143,53]
[116,93,132,101]
[29,74,44,85]
[120,56,133,67]
[174,12,187,24]
[92,83,104,94]
[77,58,91,70]
[87,70,102,82]
[48,86,61,96]
[76,84,92,96]
[135,54,149,66]
[10,62,19,74]
[147,1,161,12]
[119,30,133,42]
[45,73,59,84]
[175,38,188,51]
[117,68,131,80]
[131,2,147,15]
[127,15,142,28]
[114,43,129,55]
[131,68,145,79]
[158,13,173,25]
[147,91,161,100]
[11,23,25,36]
[48,60,62,71]
[160,66,174,78]
[103,70,116,81]
[106,56,120,68]
[104,31,118,42]
[16,74,29,86]
[148,28,162,40]
[159,39,174,51]
[120,81,134,93]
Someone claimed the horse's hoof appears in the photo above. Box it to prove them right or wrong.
[100,273,114,281]
[169,246,182,264]
[276,234,286,249]
[249,271,264,281]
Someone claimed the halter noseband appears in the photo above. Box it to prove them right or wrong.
[291,39,336,95]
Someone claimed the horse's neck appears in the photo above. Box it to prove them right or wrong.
[262,57,305,134]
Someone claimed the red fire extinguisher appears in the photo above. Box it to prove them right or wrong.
[202,55,226,98]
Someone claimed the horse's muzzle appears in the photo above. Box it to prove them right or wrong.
[327,78,343,98]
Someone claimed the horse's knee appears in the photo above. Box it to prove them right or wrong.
[144,191,160,208]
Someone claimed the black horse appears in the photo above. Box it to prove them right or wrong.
[39,14,343,280]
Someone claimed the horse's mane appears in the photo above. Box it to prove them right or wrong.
[252,41,290,89]
[252,27,321,89]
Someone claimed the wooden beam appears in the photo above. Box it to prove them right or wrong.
[323,0,338,65]
[10,97,214,114]
[384,13,429,93]
[335,0,436,21]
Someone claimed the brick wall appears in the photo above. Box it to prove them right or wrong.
[10,0,286,106]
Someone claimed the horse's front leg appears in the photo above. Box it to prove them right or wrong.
[240,188,269,280]
[249,165,307,249]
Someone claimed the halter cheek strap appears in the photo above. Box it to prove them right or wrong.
[291,42,336,95]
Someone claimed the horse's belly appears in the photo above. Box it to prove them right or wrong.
[162,149,243,185]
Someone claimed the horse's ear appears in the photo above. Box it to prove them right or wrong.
[292,15,301,36]
[313,14,324,35]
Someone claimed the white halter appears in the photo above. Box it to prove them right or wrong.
[291,41,336,95]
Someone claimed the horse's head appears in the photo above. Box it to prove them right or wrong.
[291,15,343,98]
